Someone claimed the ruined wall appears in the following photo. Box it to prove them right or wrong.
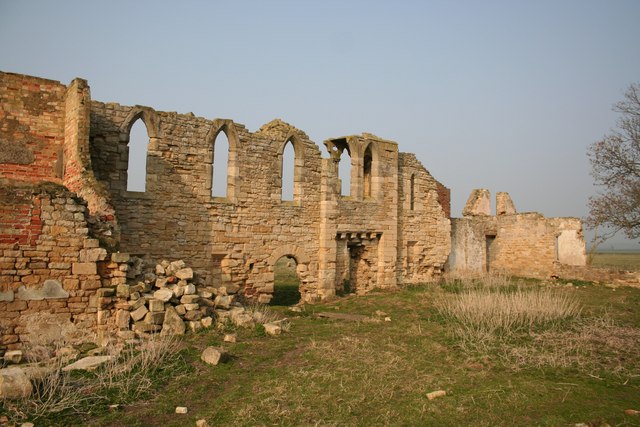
[397,153,451,284]
[89,102,325,302]
[448,190,587,278]
[0,183,111,352]
[0,73,66,183]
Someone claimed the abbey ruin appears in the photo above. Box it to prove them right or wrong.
[0,71,589,350]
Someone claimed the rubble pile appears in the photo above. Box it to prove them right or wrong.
[102,257,284,340]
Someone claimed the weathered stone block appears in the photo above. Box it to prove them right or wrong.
[160,306,185,335]
[154,288,173,302]
[130,305,148,322]
[111,253,130,263]
[201,347,228,365]
[72,262,97,275]
[148,299,165,312]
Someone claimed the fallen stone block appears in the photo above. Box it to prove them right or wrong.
[214,295,234,309]
[201,347,228,365]
[154,288,174,302]
[175,268,193,280]
[0,367,33,399]
[183,283,196,295]
[184,310,203,321]
[181,294,200,304]
[175,406,188,414]
[130,305,149,322]
[263,322,282,336]
[144,311,165,325]
[3,350,23,364]
[201,316,214,328]
[62,356,112,372]
[161,306,186,336]
[148,298,165,312]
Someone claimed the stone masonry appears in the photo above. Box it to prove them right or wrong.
[0,71,588,350]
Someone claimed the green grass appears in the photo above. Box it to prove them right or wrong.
[590,251,640,270]
[12,279,640,426]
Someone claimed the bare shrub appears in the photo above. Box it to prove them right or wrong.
[96,334,181,401]
[2,334,181,424]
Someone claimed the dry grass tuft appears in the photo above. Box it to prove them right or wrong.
[2,334,181,424]
[436,287,581,345]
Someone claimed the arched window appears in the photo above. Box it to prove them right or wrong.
[282,140,295,201]
[363,144,373,199]
[127,118,149,192]
[410,174,416,211]
[338,149,351,196]
[212,130,229,198]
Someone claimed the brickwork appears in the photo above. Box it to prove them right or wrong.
[0,73,66,183]
[0,182,114,352]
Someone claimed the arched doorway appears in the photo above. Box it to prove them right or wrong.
[271,255,301,306]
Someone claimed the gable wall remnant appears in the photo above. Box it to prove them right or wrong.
[448,189,587,277]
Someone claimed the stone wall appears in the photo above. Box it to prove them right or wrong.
[397,153,451,284]
[0,182,114,353]
[448,189,587,278]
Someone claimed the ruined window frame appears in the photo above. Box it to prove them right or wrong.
[119,108,159,199]
[207,121,239,204]
[279,136,303,205]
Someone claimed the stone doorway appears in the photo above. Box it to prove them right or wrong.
[336,232,380,295]
[271,255,301,306]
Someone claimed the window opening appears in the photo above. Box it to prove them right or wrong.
[282,140,295,201]
[363,145,372,198]
[212,130,229,197]
[127,118,149,192]
[338,149,351,196]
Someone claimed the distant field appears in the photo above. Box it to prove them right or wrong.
[590,251,640,270]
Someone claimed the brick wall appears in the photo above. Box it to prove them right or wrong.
[0,72,66,183]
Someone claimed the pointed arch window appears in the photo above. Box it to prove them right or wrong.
[281,139,296,201]
[127,118,150,192]
[212,130,230,198]
[338,149,351,197]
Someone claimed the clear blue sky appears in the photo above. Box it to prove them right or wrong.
[2,0,639,248]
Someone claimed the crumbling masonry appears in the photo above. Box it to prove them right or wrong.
[0,72,588,350]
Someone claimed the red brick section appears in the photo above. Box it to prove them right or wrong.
[435,180,451,218]
[0,72,66,184]
[0,190,42,246]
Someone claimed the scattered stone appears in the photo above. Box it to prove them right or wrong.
[3,350,23,364]
[183,283,196,295]
[231,312,255,328]
[201,316,214,328]
[155,264,166,275]
[154,288,174,302]
[214,295,234,309]
[384,317,392,322]
[175,268,193,280]
[130,305,149,322]
[148,299,165,312]
[263,322,282,336]
[196,419,211,427]
[184,310,203,321]
[223,333,237,343]
[625,409,640,416]
[289,306,303,313]
[21,422,34,427]
[201,347,228,365]
[0,367,33,399]
[426,390,447,400]
[161,306,186,335]
[181,294,200,304]
[62,356,112,372]
[109,404,121,411]
[175,406,188,414]
[188,320,203,333]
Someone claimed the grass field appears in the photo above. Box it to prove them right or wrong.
[590,251,640,270]
[14,276,639,426]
